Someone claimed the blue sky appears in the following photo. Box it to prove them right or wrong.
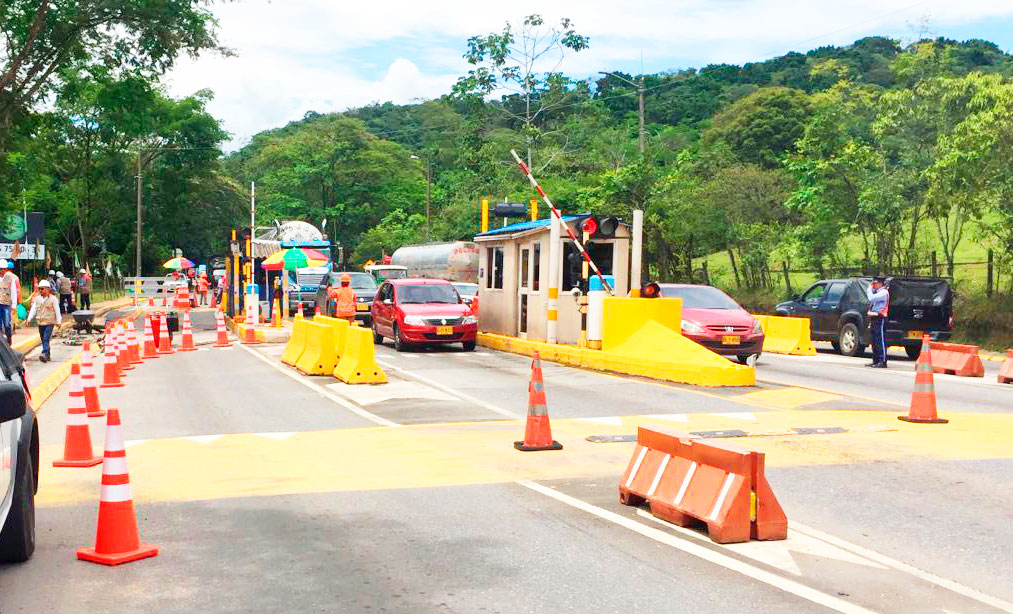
[164,1,1013,151]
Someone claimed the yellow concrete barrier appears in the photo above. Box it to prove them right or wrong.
[314,316,349,361]
[477,318,755,388]
[281,318,309,365]
[295,321,339,375]
[758,315,817,356]
[335,326,387,384]
[602,297,682,351]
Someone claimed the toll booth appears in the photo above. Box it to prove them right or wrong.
[474,215,631,345]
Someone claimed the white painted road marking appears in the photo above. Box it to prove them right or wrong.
[517,480,881,614]
[325,380,458,406]
[376,358,521,419]
[240,345,400,427]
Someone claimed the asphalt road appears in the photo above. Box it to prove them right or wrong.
[1,311,1010,613]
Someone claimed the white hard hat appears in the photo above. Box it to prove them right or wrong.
[80,268,86,274]
[38,280,51,289]
[56,271,64,277]
[0,259,8,269]
[48,270,55,275]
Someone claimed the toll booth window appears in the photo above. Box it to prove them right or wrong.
[562,242,613,290]
[487,247,504,289]
[520,248,530,288]
[532,243,541,291]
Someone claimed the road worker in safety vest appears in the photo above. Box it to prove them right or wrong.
[329,273,357,322]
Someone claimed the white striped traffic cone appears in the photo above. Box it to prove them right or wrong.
[157,312,174,354]
[80,342,106,418]
[116,323,133,373]
[100,330,124,388]
[76,408,159,565]
[214,310,232,348]
[179,310,196,351]
[53,362,102,467]
[126,318,143,364]
[142,314,159,359]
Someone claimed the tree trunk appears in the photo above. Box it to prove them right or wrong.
[727,246,740,288]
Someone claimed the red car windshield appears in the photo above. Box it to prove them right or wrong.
[660,286,740,309]
[397,284,459,304]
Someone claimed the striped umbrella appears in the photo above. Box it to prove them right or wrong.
[261,248,328,271]
[162,257,195,270]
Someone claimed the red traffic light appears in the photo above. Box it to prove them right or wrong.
[582,217,598,236]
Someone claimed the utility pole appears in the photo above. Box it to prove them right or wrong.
[601,72,646,155]
[135,153,143,276]
[425,156,431,242]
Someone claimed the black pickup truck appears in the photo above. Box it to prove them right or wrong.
[774,277,953,358]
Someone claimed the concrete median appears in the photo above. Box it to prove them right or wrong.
[929,341,985,377]
[999,351,1013,384]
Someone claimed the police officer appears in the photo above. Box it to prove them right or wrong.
[866,276,889,368]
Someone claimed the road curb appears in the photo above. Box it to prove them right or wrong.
[30,350,83,412]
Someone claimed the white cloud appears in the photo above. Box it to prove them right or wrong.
[164,0,1013,150]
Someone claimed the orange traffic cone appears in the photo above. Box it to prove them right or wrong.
[272,298,281,328]
[210,287,217,309]
[179,310,197,351]
[126,319,143,364]
[53,363,102,467]
[116,323,133,373]
[142,315,159,359]
[80,342,106,418]
[241,303,260,346]
[899,335,948,424]
[214,310,232,348]
[157,312,174,354]
[100,330,124,388]
[514,352,563,451]
[76,408,159,566]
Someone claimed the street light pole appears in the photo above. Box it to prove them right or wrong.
[600,71,646,155]
[135,153,143,276]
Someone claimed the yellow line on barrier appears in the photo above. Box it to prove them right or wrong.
[30,350,83,413]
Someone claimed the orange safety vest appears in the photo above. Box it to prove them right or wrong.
[330,286,357,318]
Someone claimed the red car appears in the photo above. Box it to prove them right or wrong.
[657,283,764,364]
[371,278,478,352]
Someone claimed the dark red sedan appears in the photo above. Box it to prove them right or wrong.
[657,284,764,364]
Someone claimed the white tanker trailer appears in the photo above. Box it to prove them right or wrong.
[390,242,480,283]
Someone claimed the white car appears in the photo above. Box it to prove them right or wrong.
[0,344,36,562]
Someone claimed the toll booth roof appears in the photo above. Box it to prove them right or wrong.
[475,214,589,238]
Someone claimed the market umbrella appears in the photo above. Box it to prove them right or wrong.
[261,248,328,271]
[162,257,195,270]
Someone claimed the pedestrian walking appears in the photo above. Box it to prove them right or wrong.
[27,279,61,362]
[0,259,20,346]
[56,271,74,314]
[328,273,357,322]
[866,276,889,368]
[77,268,92,310]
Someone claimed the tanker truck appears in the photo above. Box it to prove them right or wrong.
[390,242,480,283]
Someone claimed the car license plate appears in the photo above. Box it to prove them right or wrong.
[906,330,923,340]
[356,304,368,311]
[721,335,740,345]
[436,326,454,336]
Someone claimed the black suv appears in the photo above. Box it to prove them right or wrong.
[313,271,378,325]
[774,277,953,358]
[0,340,37,562]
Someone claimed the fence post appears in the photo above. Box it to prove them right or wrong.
[702,260,711,285]
[782,261,792,296]
[931,251,937,277]
[987,249,994,297]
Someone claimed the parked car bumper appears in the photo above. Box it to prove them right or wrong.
[885,329,952,346]
[399,323,478,345]
[683,332,764,356]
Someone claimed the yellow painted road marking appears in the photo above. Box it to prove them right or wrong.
[734,388,841,410]
[36,410,1013,507]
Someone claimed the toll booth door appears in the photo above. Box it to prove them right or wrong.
[517,245,533,338]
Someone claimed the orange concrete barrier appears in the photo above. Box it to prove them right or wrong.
[999,350,1013,384]
[619,426,787,543]
[929,341,984,377]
